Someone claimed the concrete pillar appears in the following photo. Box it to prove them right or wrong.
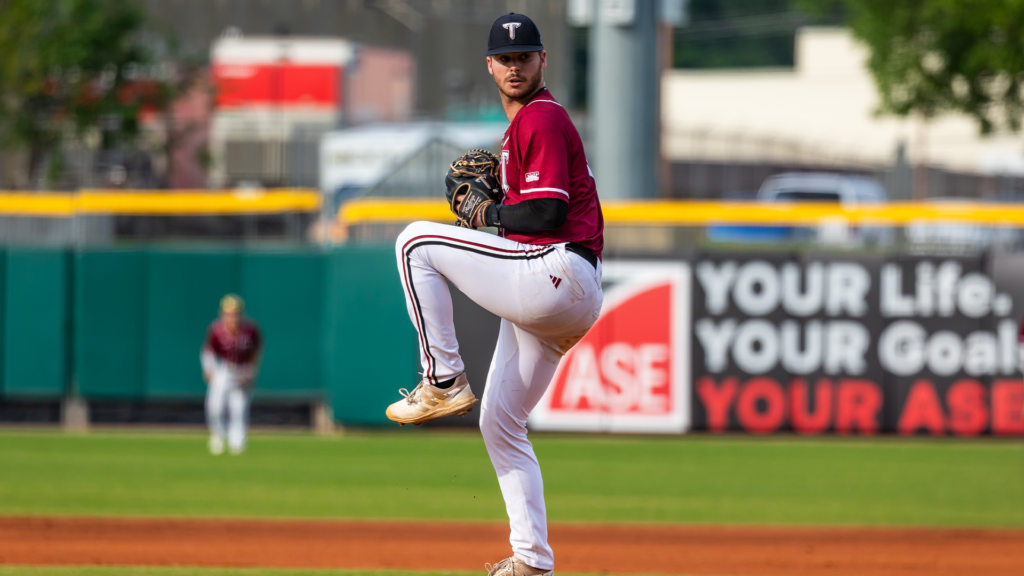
[311,398,337,435]
[590,0,659,199]
[62,398,89,432]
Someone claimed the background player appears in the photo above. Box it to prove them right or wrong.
[201,294,263,455]
[386,13,604,576]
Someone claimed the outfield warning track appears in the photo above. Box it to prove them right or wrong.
[1,517,1022,576]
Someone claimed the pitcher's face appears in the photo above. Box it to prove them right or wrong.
[488,51,546,101]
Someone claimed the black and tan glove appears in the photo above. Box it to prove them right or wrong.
[445,149,503,229]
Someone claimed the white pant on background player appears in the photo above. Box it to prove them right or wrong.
[205,364,251,454]
[396,221,603,570]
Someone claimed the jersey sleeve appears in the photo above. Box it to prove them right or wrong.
[202,325,216,354]
[516,111,571,201]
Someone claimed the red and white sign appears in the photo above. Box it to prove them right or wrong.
[530,262,691,433]
[211,38,354,110]
[213,64,340,109]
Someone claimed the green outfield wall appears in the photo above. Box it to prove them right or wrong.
[0,245,416,426]
[0,248,70,399]
[8,244,1022,436]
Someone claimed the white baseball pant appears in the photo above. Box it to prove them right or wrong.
[396,221,603,570]
[205,365,251,452]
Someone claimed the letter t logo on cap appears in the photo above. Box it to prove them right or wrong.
[502,22,521,39]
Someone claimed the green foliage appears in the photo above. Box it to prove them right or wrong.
[845,0,1024,134]
[1,431,1022,527]
[0,0,164,182]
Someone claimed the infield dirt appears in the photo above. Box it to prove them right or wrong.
[2,517,1022,576]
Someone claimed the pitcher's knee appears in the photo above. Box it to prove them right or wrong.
[396,221,430,265]
[396,221,443,253]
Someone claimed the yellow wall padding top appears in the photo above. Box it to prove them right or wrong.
[340,198,1024,227]
[10,192,1024,226]
[0,189,320,217]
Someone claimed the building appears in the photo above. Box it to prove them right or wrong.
[209,36,415,187]
[142,0,571,119]
[662,28,1024,199]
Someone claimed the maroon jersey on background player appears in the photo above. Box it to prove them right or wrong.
[203,319,262,365]
[499,88,604,259]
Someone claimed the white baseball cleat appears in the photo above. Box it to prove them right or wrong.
[208,436,225,455]
[485,557,553,576]
[385,373,478,426]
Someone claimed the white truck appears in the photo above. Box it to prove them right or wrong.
[709,172,890,245]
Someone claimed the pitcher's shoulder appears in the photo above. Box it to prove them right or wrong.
[517,100,575,136]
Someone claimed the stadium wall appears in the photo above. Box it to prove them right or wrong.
[0,248,69,399]
[0,245,416,426]
[0,245,1021,435]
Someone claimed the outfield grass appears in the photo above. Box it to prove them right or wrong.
[0,430,1022,527]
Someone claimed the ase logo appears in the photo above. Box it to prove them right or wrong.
[525,171,540,182]
[530,261,691,433]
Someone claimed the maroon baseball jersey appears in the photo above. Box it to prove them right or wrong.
[204,319,262,365]
[499,88,604,259]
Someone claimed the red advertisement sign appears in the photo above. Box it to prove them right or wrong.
[530,262,691,433]
[212,64,340,109]
[210,38,352,110]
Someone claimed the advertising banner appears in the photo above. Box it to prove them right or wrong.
[529,261,691,433]
[211,38,353,110]
[692,254,1024,436]
[213,64,341,109]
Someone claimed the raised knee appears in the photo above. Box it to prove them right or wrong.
[395,221,440,252]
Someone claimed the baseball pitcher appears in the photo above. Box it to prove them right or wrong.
[201,294,263,455]
[386,13,603,576]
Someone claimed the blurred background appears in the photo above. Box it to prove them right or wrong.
[0,0,1021,439]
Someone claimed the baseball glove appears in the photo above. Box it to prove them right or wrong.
[445,149,502,229]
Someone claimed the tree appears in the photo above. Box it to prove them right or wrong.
[844,0,1024,134]
[0,0,167,186]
